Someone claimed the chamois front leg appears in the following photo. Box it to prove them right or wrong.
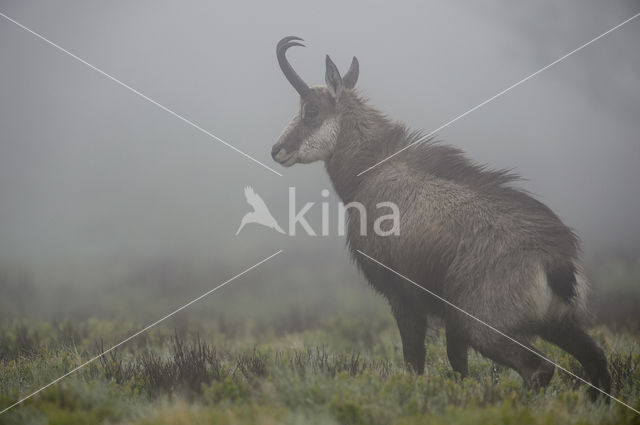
[445,321,469,378]
[392,304,427,374]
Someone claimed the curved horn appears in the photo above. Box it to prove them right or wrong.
[277,36,310,97]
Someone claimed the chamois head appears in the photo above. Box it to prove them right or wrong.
[271,36,359,167]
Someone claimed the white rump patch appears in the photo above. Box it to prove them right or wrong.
[530,264,554,319]
[530,261,588,320]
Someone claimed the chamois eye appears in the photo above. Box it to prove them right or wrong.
[303,105,318,121]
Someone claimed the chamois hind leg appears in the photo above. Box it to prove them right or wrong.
[445,321,468,378]
[467,325,555,389]
[392,304,427,374]
[540,319,611,401]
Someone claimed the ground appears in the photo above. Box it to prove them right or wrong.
[0,313,639,425]
[0,257,639,424]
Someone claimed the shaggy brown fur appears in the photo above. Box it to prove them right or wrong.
[271,36,610,398]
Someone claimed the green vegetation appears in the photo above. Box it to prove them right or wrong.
[0,257,639,424]
[0,315,639,425]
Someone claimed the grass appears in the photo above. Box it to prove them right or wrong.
[0,314,639,425]
[0,256,639,424]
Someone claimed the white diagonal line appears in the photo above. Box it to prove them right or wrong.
[0,249,283,415]
[357,11,640,177]
[356,249,639,415]
[0,11,282,177]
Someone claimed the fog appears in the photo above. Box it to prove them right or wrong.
[1,0,639,309]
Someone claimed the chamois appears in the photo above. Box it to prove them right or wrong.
[271,36,611,397]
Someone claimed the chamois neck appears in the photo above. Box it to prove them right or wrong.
[325,92,398,203]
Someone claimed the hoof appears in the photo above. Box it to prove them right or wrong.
[528,361,555,389]
[587,370,612,402]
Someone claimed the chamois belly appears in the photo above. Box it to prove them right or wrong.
[347,222,449,315]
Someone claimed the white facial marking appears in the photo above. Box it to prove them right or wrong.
[298,118,340,163]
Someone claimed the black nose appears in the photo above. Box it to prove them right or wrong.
[271,145,280,160]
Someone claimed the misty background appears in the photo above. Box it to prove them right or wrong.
[0,1,639,322]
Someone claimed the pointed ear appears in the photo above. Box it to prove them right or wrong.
[342,56,359,89]
[325,55,343,98]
